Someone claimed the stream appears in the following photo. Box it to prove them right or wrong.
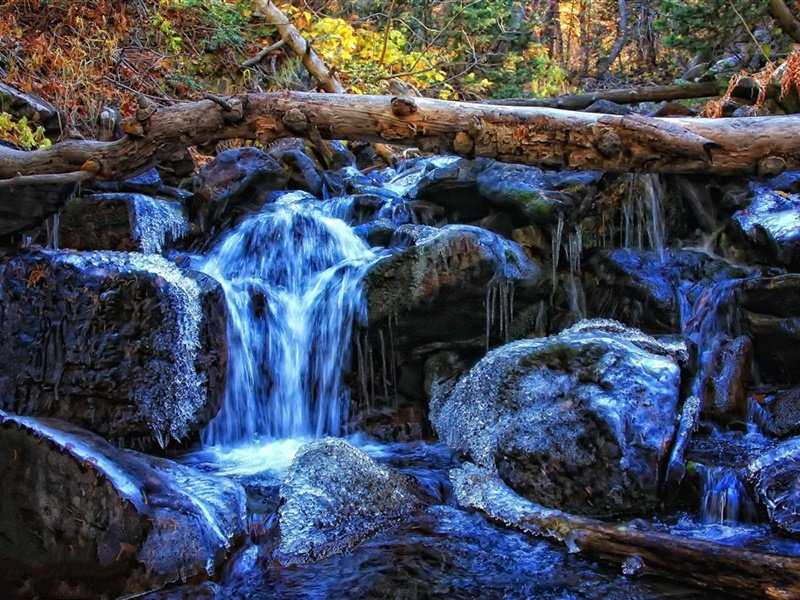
[160,164,800,599]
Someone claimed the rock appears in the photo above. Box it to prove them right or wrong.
[423,351,467,404]
[747,437,800,537]
[91,167,164,196]
[268,140,324,196]
[326,140,358,170]
[647,102,697,118]
[728,181,800,269]
[431,319,681,517]
[277,438,421,562]
[0,250,227,450]
[353,218,397,247]
[476,162,601,227]
[584,248,749,333]
[751,387,800,438]
[391,156,600,228]
[697,335,752,422]
[0,175,77,239]
[364,224,544,349]
[0,413,246,598]
[191,147,288,238]
[59,193,188,253]
[739,275,800,383]
[583,99,634,115]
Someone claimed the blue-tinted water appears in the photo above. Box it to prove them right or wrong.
[198,193,374,445]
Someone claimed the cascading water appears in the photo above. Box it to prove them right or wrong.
[198,192,374,446]
[621,173,667,261]
[699,466,754,524]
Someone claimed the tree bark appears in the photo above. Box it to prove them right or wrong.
[478,79,769,110]
[769,0,800,43]
[1,91,800,183]
[596,0,629,78]
[253,0,345,94]
[453,465,800,599]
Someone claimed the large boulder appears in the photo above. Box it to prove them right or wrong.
[431,319,682,518]
[0,413,246,598]
[747,437,800,537]
[0,250,227,450]
[476,162,601,226]
[399,156,600,227]
[364,224,544,349]
[277,438,421,563]
[190,147,288,238]
[59,193,188,253]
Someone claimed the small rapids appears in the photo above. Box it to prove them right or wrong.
[198,193,374,446]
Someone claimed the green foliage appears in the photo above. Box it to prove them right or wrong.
[656,0,768,55]
[0,112,51,150]
[489,46,568,99]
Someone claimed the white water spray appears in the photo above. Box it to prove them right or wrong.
[198,193,374,446]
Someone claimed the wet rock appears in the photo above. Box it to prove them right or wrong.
[728,181,800,269]
[268,140,324,196]
[0,250,227,450]
[431,319,681,517]
[353,218,397,247]
[697,335,752,422]
[394,156,600,228]
[0,413,246,598]
[476,162,601,227]
[740,275,800,383]
[191,147,288,237]
[59,193,188,253]
[91,167,165,196]
[751,387,800,438]
[277,438,421,562]
[584,248,750,333]
[364,224,544,349]
[423,351,467,405]
[748,437,800,537]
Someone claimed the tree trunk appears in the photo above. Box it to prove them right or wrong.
[769,0,800,43]
[478,79,768,110]
[2,91,800,184]
[253,0,345,93]
[596,0,629,78]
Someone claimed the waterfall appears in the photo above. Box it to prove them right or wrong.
[198,193,374,446]
[565,226,585,319]
[622,174,667,260]
[699,466,753,524]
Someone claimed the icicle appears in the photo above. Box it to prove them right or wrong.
[550,214,564,298]
[378,328,389,404]
[388,312,398,407]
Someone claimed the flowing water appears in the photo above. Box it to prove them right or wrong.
[174,172,795,599]
[699,466,754,524]
[197,192,374,446]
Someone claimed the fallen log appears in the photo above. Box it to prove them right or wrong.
[478,81,760,110]
[452,463,800,599]
[2,91,800,183]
